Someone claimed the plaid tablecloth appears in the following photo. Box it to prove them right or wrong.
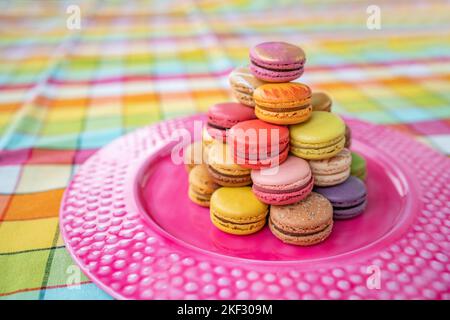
[0,0,449,300]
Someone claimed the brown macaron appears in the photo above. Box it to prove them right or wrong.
[188,165,219,207]
[311,92,332,112]
[269,192,333,246]
[344,124,352,148]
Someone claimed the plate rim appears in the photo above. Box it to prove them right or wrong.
[60,113,450,300]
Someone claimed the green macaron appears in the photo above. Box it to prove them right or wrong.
[351,151,367,181]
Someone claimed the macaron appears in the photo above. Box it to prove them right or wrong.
[344,124,352,148]
[253,83,312,125]
[184,141,204,172]
[229,119,290,169]
[269,192,333,246]
[228,66,266,107]
[202,126,214,163]
[251,156,313,205]
[249,41,305,82]
[188,165,219,207]
[311,92,332,112]
[207,102,256,142]
[210,186,268,235]
[351,151,367,181]
[314,176,367,220]
[309,148,351,187]
[207,140,252,187]
[289,111,345,160]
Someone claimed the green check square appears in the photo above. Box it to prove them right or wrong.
[15,116,42,135]
[84,116,122,131]
[45,247,89,287]
[0,250,50,295]
[42,120,83,135]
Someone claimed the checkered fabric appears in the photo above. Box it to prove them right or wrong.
[0,0,449,300]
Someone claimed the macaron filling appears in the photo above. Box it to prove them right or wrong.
[212,210,267,225]
[189,186,211,201]
[331,194,367,208]
[256,104,310,112]
[250,59,304,72]
[252,176,313,194]
[270,218,332,237]
[207,165,250,179]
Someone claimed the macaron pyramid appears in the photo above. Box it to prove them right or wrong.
[184,41,367,244]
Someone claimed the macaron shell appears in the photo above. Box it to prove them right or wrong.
[253,83,311,106]
[210,187,268,221]
[351,151,367,181]
[313,167,350,187]
[314,176,367,206]
[311,92,332,112]
[250,42,306,69]
[233,90,255,107]
[289,111,345,144]
[207,102,256,129]
[206,124,227,142]
[207,165,252,187]
[210,187,268,235]
[309,148,352,175]
[251,156,311,187]
[269,220,333,246]
[250,63,303,83]
[189,185,212,207]
[189,165,219,192]
[208,141,250,175]
[255,105,312,125]
[290,136,345,160]
[252,176,313,205]
[333,200,367,219]
[202,126,214,145]
[184,141,204,172]
[270,192,333,233]
[230,119,290,154]
[228,66,265,94]
[211,210,266,235]
[233,144,289,169]
[345,124,352,148]
[269,192,333,246]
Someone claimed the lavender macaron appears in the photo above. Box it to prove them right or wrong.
[249,42,306,82]
[314,176,367,219]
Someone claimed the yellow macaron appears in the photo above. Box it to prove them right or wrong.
[210,187,268,235]
[289,111,345,160]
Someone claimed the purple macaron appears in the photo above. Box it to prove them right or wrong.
[249,42,306,82]
[314,176,367,219]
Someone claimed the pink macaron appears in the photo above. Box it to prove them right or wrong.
[207,102,256,142]
[251,156,314,205]
[249,42,306,82]
[229,119,290,169]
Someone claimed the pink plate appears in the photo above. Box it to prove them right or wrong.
[60,114,450,300]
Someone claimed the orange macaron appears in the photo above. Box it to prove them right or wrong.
[253,83,312,125]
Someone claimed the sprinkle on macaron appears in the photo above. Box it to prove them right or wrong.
[269,192,333,246]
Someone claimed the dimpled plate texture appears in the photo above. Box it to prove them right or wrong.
[60,114,450,300]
